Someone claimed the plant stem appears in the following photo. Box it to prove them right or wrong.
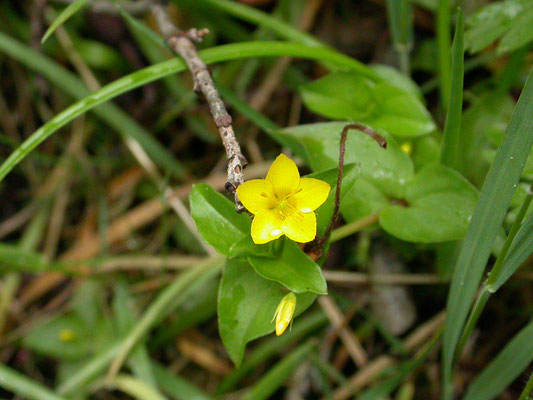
[330,213,380,243]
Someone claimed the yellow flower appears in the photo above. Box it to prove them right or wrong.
[273,292,297,336]
[236,154,330,244]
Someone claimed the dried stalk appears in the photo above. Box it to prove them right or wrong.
[307,123,387,257]
[151,1,247,211]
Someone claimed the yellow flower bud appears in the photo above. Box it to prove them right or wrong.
[273,292,297,336]
[400,142,412,155]
[58,328,76,342]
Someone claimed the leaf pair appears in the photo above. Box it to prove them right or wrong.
[190,164,357,365]
[274,122,478,243]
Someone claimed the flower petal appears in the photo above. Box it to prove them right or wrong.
[282,211,316,243]
[236,179,276,214]
[291,178,331,213]
[266,154,300,199]
[251,210,283,244]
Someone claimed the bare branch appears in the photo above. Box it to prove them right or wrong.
[150,1,247,211]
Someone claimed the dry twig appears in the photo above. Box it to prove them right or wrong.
[151,0,247,211]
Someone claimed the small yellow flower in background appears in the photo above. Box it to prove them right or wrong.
[400,141,412,155]
[59,329,76,342]
[273,292,297,336]
[236,154,330,244]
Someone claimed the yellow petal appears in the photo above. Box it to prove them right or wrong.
[251,210,283,244]
[282,211,316,243]
[291,178,331,213]
[236,179,276,214]
[266,154,300,199]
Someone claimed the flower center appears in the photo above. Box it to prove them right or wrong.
[277,196,300,220]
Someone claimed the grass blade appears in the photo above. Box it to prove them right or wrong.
[178,0,380,80]
[440,8,464,170]
[0,39,380,184]
[442,67,533,399]
[242,340,316,400]
[41,0,87,44]
[519,370,533,400]
[103,374,168,400]
[463,320,533,400]
[489,200,533,291]
[386,0,414,75]
[152,362,213,400]
[0,364,68,400]
[0,31,186,179]
[106,258,224,380]
[436,0,452,106]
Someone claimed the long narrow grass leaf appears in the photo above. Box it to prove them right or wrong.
[440,8,464,169]
[489,209,533,291]
[0,32,186,178]
[436,0,452,106]
[177,0,380,80]
[105,374,168,400]
[443,67,533,399]
[152,363,213,400]
[107,258,224,379]
[463,320,533,400]
[242,340,316,400]
[0,364,68,400]
[41,0,87,44]
[386,0,413,74]
[0,39,381,183]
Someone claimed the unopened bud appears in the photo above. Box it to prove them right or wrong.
[273,292,297,336]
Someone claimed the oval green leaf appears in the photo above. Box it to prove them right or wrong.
[190,183,251,256]
[248,240,327,295]
[218,258,316,366]
[379,165,478,243]
[299,72,435,137]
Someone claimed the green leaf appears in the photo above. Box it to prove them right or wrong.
[22,313,113,360]
[0,31,186,180]
[218,258,316,365]
[379,165,478,243]
[497,2,533,53]
[152,362,213,400]
[274,122,414,220]
[248,239,327,294]
[242,340,315,400]
[440,8,464,170]
[0,243,48,272]
[412,135,440,171]
[0,37,390,184]
[463,320,533,400]
[0,364,69,400]
[459,92,515,185]
[299,72,435,138]
[443,68,533,398]
[464,0,532,54]
[42,0,87,44]
[190,183,251,256]
[489,212,533,291]
[372,64,423,100]
[299,72,376,120]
